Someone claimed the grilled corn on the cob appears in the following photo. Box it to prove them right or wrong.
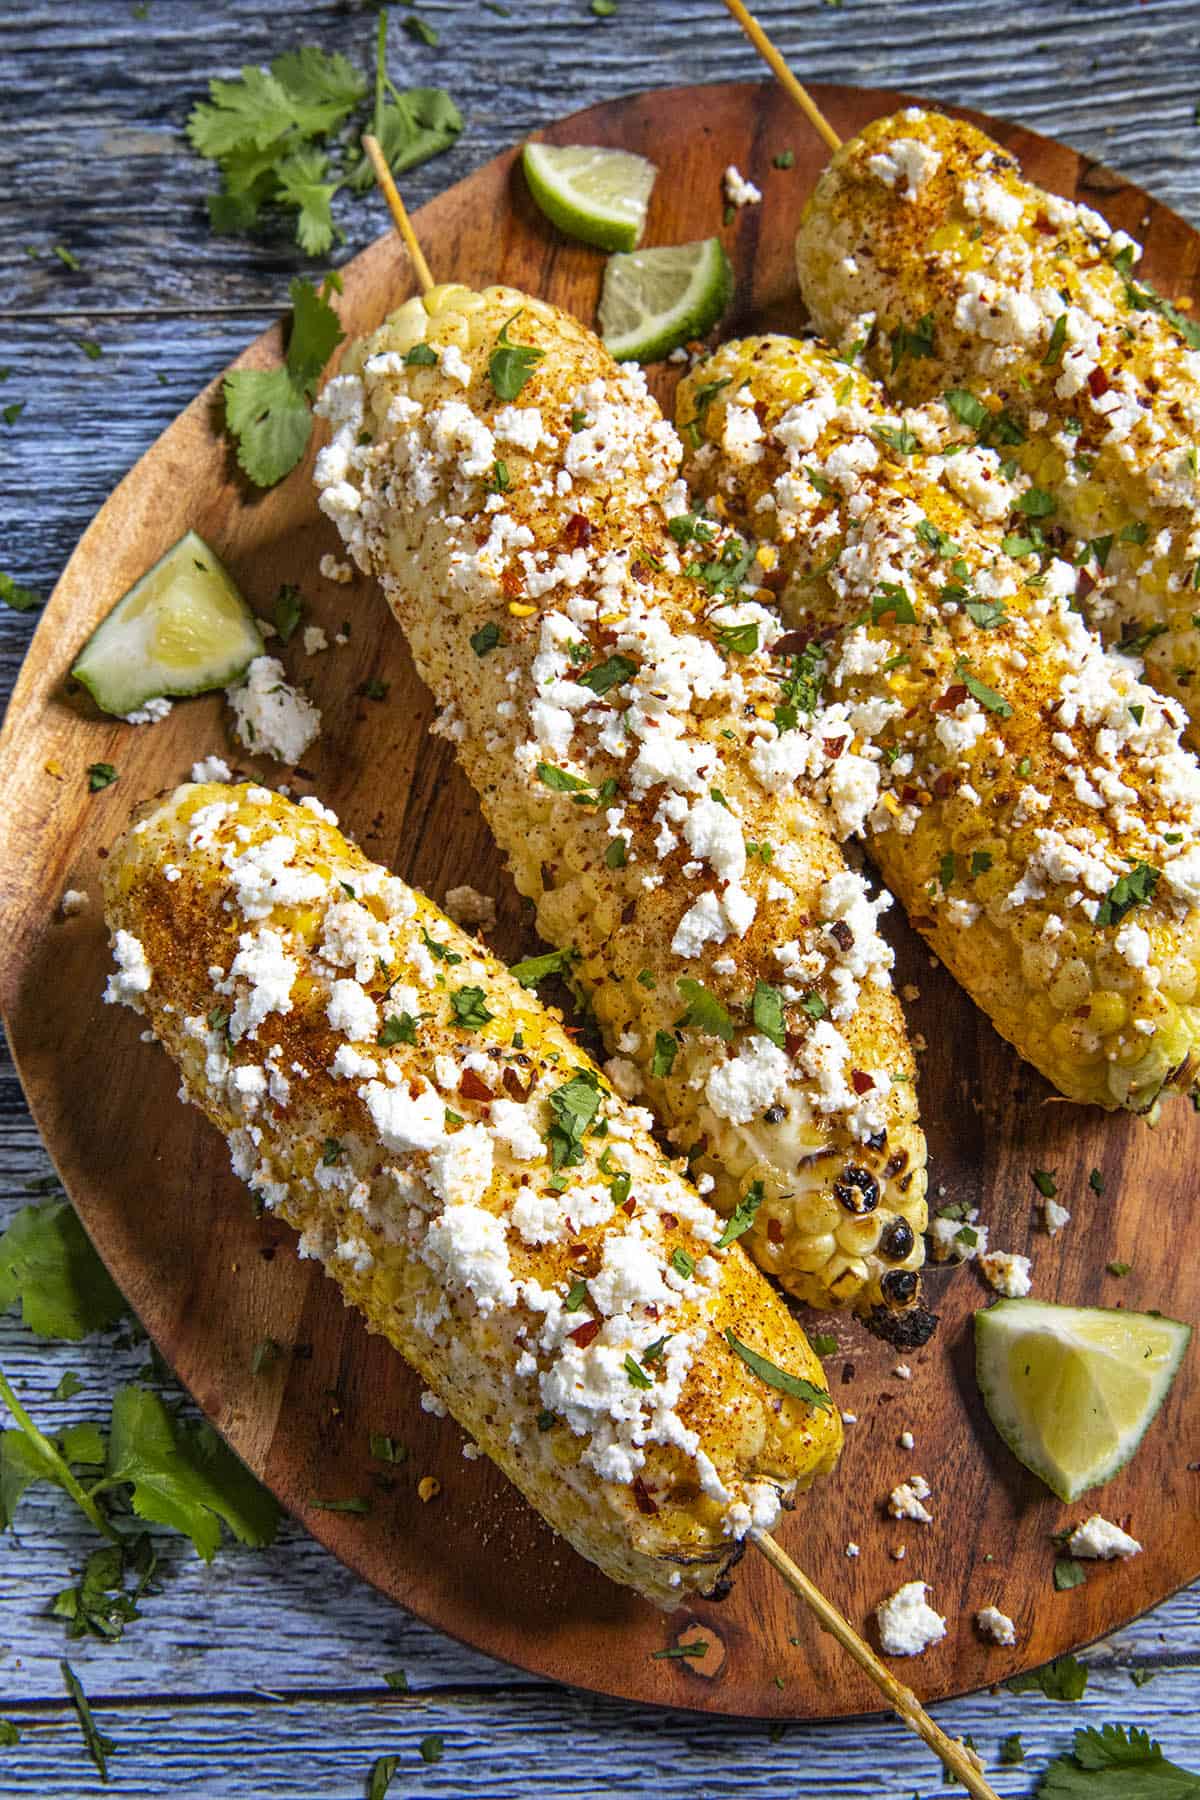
[679,333,1200,1112]
[794,108,1200,736]
[102,780,842,1608]
[313,283,929,1320]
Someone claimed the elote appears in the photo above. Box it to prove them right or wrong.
[312,283,929,1320]
[101,780,842,1608]
[678,332,1200,1113]
[794,107,1200,737]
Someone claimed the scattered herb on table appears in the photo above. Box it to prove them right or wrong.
[61,1660,115,1781]
[223,273,344,488]
[1007,1653,1089,1702]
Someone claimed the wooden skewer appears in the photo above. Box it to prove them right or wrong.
[753,1533,998,1800]
[361,148,999,1800]
[362,133,436,295]
[720,0,844,153]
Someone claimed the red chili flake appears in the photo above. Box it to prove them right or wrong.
[766,1218,783,1245]
[630,561,649,582]
[502,1068,533,1102]
[1034,212,1057,235]
[631,1476,659,1516]
[1087,366,1110,399]
[661,1213,678,1230]
[622,1196,636,1216]
[828,919,854,952]
[1077,569,1097,602]
[933,683,968,714]
[932,769,956,800]
[771,629,811,658]
[823,735,847,760]
[564,512,594,550]
[569,1319,601,1348]
[784,1031,805,1057]
[851,1069,875,1095]
[500,567,525,600]
[761,566,789,595]
[644,1303,660,1320]
[901,785,921,804]
[459,1068,493,1103]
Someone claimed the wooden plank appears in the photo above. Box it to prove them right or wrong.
[2,1661,1200,1800]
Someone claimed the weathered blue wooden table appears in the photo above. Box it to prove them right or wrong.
[2,3,1199,1793]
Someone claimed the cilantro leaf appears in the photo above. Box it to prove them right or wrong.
[676,978,734,1042]
[273,148,340,256]
[223,274,343,488]
[449,986,494,1031]
[223,366,314,488]
[106,1387,279,1561]
[0,571,41,612]
[1097,861,1159,928]
[510,947,576,987]
[1039,1722,1200,1796]
[577,653,638,696]
[61,1660,115,1783]
[650,1031,677,1079]
[0,1202,125,1340]
[716,1181,763,1248]
[724,1329,832,1409]
[1007,1654,1089,1702]
[346,89,462,191]
[546,1070,602,1169]
[751,980,786,1048]
[489,312,544,402]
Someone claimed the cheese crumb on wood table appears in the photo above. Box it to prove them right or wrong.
[443,885,498,931]
[722,164,762,209]
[227,656,321,765]
[887,1475,932,1524]
[979,1249,1032,1297]
[59,888,89,916]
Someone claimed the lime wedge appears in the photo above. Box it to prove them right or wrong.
[598,239,734,363]
[72,530,263,719]
[522,141,657,253]
[975,1296,1191,1502]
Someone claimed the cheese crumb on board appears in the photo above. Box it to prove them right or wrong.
[443,885,498,931]
[979,1249,1032,1297]
[227,656,321,766]
[876,1581,946,1656]
[723,165,762,209]
[1068,1514,1142,1559]
[60,888,89,917]
[975,1604,1017,1646]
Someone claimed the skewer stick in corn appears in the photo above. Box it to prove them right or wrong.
[361,134,436,294]
[719,0,842,154]
[102,781,995,1800]
[752,1532,997,1800]
[326,163,931,1322]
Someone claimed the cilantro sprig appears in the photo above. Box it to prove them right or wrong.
[187,12,461,252]
[224,274,344,488]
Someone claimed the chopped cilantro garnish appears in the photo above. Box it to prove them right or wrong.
[964,596,1006,628]
[578,652,638,695]
[1016,487,1056,518]
[87,762,118,792]
[724,1329,832,1409]
[0,571,41,612]
[956,662,1013,717]
[1043,312,1068,366]
[751,980,786,1048]
[510,947,575,987]
[717,619,760,656]
[470,620,503,657]
[1006,1653,1088,1702]
[800,991,828,1020]
[970,850,992,877]
[624,1353,653,1390]
[489,311,544,401]
[1032,1169,1058,1198]
[1096,861,1159,927]
[650,1030,677,1078]
[1089,1168,1105,1195]
[1107,1260,1132,1278]
[716,1181,764,1248]
[998,1733,1024,1766]
[604,836,628,868]
[1054,1557,1087,1591]
[944,387,988,430]
[536,762,593,794]
[871,582,916,625]
[404,342,438,367]
[449,986,493,1031]
[889,312,935,373]
[564,1279,589,1313]
[546,1069,602,1169]
[652,1640,708,1660]
[773,147,795,169]
[875,423,919,457]
[420,926,463,964]
[273,583,305,643]
[809,1331,838,1357]
[321,1137,346,1165]
[670,1248,695,1280]
[676,978,734,1041]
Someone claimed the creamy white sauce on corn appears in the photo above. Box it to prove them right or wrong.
[103,784,843,1601]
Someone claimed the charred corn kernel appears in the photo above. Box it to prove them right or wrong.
[795,107,1200,741]
[102,781,841,1608]
[679,333,1200,1113]
[315,285,928,1321]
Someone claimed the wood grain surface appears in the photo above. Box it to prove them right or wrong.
[2,74,1198,1728]
[2,4,1200,1795]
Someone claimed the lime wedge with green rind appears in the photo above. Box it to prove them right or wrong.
[598,239,734,363]
[975,1296,1191,1502]
[522,141,657,253]
[72,530,263,718]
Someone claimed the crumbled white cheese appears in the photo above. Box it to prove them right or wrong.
[443,885,497,931]
[190,756,233,784]
[227,657,321,765]
[888,1475,932,1524]
[122,695,173,726]
[1068,1514,1142,1560]
[876,1581,947,1656]
[103,930,152,1010]
[723,164,762,208]
[975,1604,1017,1646]
[60,888,89,917]
[979,1249,1032,1297]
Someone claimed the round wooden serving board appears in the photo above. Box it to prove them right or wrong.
[0,81,1197,1721]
